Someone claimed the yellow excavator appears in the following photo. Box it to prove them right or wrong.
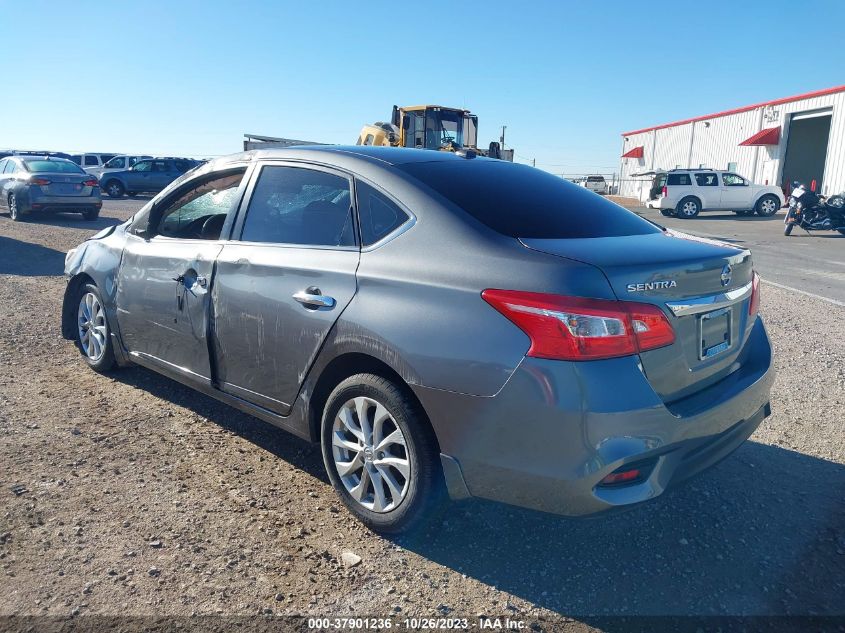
[357,105,509,159]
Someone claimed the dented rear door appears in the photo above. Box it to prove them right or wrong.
[211,162,359,415]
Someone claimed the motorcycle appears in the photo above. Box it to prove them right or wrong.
[784,182,845,236]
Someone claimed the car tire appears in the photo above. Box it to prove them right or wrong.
[104,180,125,198]
[81,208,100,221]
[75,283,116,373]
[659,209,674,217]
[755,195,780,217]
[676,197,701,219]
[321,373,445,534]
[784,224,794,236]
[8,193,23,221]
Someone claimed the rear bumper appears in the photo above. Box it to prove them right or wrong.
[24,192,102,213]
[415,316,774,516]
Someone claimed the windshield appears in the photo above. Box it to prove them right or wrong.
[23,159,84,174]
[424,109,464,148]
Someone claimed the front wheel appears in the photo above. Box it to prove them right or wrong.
[75,283,116,372]
[104,180,125,198]
[321,373,445,534]
[8,194,22,221]
[784,223,794,236]
[755,195,780,217]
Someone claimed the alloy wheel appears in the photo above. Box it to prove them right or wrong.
[107,183,122,197]
[331,396,411,513]
[77,292,107,362]
[681,201,698,217]
[9,195,18,220]
[759,198,778,216]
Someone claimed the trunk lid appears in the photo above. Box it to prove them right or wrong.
[521,229,755,403]
[33,172,95,197]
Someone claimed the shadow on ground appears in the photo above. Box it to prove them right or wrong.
[0,235,68,276]
[109,364,844,618]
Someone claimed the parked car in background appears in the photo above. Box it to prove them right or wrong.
[647,169,784,218]
[99,157,200,198]
[70,153,119,173]
[86,154,153,179]
[579,175,607,194]
[0,155,101,221]
[62,146,773,533]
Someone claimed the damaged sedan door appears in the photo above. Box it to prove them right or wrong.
[115,168,249,385]
[211,163,359,414]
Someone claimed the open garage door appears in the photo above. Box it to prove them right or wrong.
[781,109,832,193]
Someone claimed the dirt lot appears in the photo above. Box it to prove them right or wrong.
[1,200,844,627]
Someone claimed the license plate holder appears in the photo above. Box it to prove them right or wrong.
[699,307,731,360]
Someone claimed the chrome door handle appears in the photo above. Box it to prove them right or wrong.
[293,290,335,308]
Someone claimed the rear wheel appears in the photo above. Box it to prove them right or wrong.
[676,197,700,219]
[784,224,794,236]
[75,283,116,372]
[321,373,445,534]
[755,195,780,217]
[104,180,124,198]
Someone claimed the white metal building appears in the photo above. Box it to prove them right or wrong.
[618,85,845,202]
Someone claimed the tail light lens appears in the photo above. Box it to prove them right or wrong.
[82,178,99,187]
[29,177,51,186]
[482,290,675,361]
[661,185,668,198]
[749,271,760,316]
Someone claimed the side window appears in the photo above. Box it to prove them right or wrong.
[723,173,747,186]
[695,173,718,186]
[356,181,410,246]
[0,159,7,174]
[667,173,691,186]
[84,155,99,166]
[152,160,169,173]
[127,157,138,167]
[133,160,152,172]
[155,170,246,240]
[174,160,192,172]
[69,155,82,165]
[240,166,355,247]
[3,160,17,174]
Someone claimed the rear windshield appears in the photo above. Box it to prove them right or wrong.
[23,159,84,174]
[587,176,605,182]
[397,160,659,239]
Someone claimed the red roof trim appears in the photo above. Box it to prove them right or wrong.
[621,145,644,158]
[621,84,845,137]
[739,127,780,146]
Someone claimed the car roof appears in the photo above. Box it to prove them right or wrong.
[210,145,489,170]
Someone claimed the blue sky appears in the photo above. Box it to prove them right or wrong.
[4,0,844,176]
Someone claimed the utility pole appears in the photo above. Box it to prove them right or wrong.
[500,126,507,150]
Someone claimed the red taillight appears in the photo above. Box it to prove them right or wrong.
[481,290,675,361]
[29,177,51,186]
[82,178,98,187]
[599,468,641,485]
[661,185,668,198]
[749,271,760,316]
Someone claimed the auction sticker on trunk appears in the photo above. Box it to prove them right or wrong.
[699,307,731,360]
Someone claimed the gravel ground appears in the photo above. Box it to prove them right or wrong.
[0,200,843,626]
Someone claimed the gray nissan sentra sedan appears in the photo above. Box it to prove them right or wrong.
[61,146,773,533]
